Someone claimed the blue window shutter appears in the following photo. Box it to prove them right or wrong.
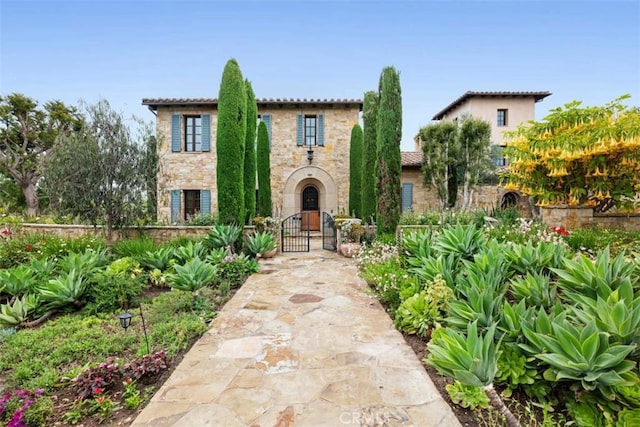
[201,114,211,152]
[200,190,211,215]
[262,114,272,149]
[171,114,181,152]
[296,114,303,146]
[317,114,324,146]
[170,190,181,222]
[401,183,413,212]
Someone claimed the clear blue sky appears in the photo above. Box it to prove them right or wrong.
[1,0,638,150]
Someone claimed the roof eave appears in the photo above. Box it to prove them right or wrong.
[432,91,552,120]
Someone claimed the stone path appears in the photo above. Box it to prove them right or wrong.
[132,242,461,427]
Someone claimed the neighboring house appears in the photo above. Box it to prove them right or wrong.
[400,90,551,212]
[431,90,551,166]
[142,98,362,228]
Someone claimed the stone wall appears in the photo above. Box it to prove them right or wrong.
[541,206,640,230]
[15,224,256,244]
[398,171,530,215]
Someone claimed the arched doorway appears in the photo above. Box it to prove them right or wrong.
[501,192,519,209]
[301,185,320,231]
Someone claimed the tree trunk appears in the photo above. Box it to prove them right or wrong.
[22,181,39,217]
[483,384,521,427]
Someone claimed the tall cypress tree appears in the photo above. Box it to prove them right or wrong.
[256,120,272,217]
[348,124,363,218]
[361,91,378,223]
[243,80,257,224]
[375,66,402,234]
[216,59,247,225]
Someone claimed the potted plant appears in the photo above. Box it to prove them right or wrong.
[245,231,277,258]
[339,219,363,257]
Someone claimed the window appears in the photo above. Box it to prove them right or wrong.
[184,190,201,220]
[184,116,202,152]
[497,109,508,127]
[401,183,413,212]
[304,115,317,146]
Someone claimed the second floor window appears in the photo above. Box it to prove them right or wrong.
[185,116,202,152]
[305,115,317,146]
[497,109,508,127]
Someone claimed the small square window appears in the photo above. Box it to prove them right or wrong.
[497,109,508,127]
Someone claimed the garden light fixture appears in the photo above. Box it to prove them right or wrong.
[118,312,133,330]
[117,306,151,355]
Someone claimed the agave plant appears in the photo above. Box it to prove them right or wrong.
[138,247,175,271]
[510,273,557,309]
[433,223,486,261]
[0,264,38,300]
[553,247,636,300]
[167,257,218,292]
[0,294,39,328]
[203,224,242,252]
[497,300,534,344]
[205,247,230,264]
[410,253,459,289]
[521,318,635,392]
[244,231,277,258]
[401,229,434,260]
[57,248,108,276]
[39,269,88,310]
[427,322,520,426]
[173,241,208,265]
[504,240,566,276]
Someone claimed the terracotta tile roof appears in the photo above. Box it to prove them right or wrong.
[142,98,363,110]
[401,151,423,167]
[432,91,551,120]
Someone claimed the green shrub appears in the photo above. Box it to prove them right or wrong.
[84,272,146,315]
[138,247,175,271]
[185,212,218,226]
[111,237,157,260]
[218,254,259,292]
[446,380,490,410]
[57,248,109,277]
[0,264,38,297]
[173,241,208,265]
[360,257,407,313]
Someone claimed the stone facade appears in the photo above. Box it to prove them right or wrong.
[541,206,640,230]
[145,99,361,223]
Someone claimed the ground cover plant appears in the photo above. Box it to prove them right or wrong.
[356,210,640,426]
[0,230,263,425]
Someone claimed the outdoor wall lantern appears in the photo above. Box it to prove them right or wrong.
[117,306,151,354]
[307,148,314,163]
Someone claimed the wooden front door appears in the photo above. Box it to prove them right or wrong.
[301,186,320,231]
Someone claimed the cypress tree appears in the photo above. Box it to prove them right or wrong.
[243,80,257,224]
[256,120,272,217]
[216,59,247,225]
[348,124,363,218]
[361,91,378,223]
[375,66,402,234]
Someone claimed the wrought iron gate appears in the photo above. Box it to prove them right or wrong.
[322,212,337,251]
[281,212,310,252]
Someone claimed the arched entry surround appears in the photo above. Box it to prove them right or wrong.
[282,166,338,219]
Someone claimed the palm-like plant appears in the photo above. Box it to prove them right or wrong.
[427,321,520,426]
[167,257,218,292]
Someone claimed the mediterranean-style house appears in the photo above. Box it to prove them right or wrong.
[400,90,551,212]
[142,98,361,229]
[143,90,550,226]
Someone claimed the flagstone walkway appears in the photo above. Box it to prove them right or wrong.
[132,241,461,427]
